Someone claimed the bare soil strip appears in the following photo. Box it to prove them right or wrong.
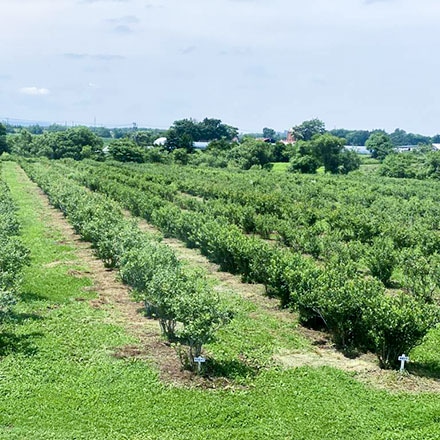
[16,164,440,392]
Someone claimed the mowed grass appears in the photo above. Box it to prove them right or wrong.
[2,161,440,439]
[270,162,290,172]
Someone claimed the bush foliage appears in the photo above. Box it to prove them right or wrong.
[0,169,30,321]
[20,158,440,369]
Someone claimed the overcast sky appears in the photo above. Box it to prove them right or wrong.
[1,0,440,134]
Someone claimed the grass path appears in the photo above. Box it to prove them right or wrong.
[2,161,440,439]
[4,163,180,380]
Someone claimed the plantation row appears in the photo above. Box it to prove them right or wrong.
[147,162,440,259]
[36,158,440,368]
[102,159,440,228]
[0,164,29,321]
[19,159,228,369]
[54,159,440,291]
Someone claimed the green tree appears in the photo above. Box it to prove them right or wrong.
[46,123,66,133]
[366,132,394,161]
[312,134,345,173]
[170,117,238,142]
[26,124,44,135]
[378,153,422,179]
[389,128,408,147]
[25,126,104,160]
[291,118,326,141]
[206,138,234,152]
[180,133,194,152]
[28,132,55,157]
[329,128,350,140]
[289,154,320,174]
[199,118,224,140]
[8,129,33,156]
[338,149,361,174]
[58,127,104,160]
[91,126,112,138]
[347,130,371,146]
[271,141,288,162]
[144,147,167,163]
[172,148,190,165]
[0,123,8,155]
[406,132,430,145]
[133,131,153,147]
[200,118,238,141]
[288,141,320,173]
[329,129,371,146]
[164,128,180,152]
[112,128,130,139]
[287,135,359,174]
[227,138,272,169]
[173,118,200,141]
[108,139,145,163]
[164,123,195,153]
[388,128,430,147]
[423,151,440,179]
[262,127,277,140]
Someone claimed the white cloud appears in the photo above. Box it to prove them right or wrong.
[19,87,50,96]
[2,0,440,132]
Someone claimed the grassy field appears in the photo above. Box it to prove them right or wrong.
[271,155,380,174]
[270,162,290,172]
[2,161,440,439]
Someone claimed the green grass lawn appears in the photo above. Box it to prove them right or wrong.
[270,162,289,172]
[271,155,380,174]
[270,163,328,174]
[2,161,440,439]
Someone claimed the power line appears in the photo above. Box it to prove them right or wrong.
[0,116,169,129]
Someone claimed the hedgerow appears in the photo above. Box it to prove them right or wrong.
[19,159,229,371]
[27,158,440,369]
[0,165,30,321]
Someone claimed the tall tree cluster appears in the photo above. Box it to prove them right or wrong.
[0,123,8,155]
[165,118,238,152]
[7,126,104,160]
[288,134,360,174]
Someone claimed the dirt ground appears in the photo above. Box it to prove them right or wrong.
[16,164,440,393]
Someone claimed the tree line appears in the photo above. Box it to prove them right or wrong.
[2,121,361,175]
[3,116,439,147]
[3,117,440,178]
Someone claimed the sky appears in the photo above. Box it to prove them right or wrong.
[1,0,440,134]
